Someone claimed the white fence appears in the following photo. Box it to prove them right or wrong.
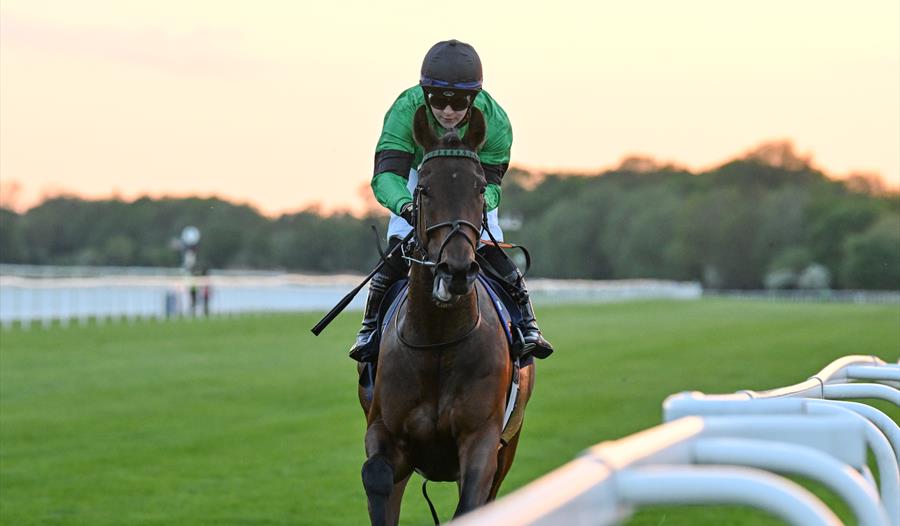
[0,274,369,328]
[705,289,900,304]
[451,355,900,526]
[0,266,701,328]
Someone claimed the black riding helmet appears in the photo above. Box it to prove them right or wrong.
[420,39,483,96]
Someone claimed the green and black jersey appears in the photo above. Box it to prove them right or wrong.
[371,86,513,215]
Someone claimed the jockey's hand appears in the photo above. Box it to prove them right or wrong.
[399,202,415,226]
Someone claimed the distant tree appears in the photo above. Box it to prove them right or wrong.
[767,247,814,275]
[103,235,138,266]
[754,185,811,270]
[603,185,684,279]
[843,172,888,196]
[840,215,900,290]
[808,198,882,286]
[2,145,896,291]
[0,208,26,263]
[742,140,812,171]
[527,191,612,279]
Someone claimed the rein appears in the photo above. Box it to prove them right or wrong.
[396,286,483,350]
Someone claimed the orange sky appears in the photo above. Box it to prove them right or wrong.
[1,0,898,215]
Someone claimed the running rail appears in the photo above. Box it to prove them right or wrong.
[663,355,900,525]
[450,355,897,526]
[663,397,898,525]
[450,415,880,526]
[743,354,893,399]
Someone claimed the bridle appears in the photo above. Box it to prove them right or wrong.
[398,146,485,350]
[405,148,485,268]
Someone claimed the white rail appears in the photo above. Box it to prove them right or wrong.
[451,414,882,525]
[0,273,701,328]
[690,438,884,526]
[451,355,898,526]
[663,397,899,524]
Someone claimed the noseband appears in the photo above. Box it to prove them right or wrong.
[406,148,484,268]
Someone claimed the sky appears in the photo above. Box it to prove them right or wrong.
[1,0,898,215]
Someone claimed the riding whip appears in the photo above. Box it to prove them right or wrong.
[310,229,414,336]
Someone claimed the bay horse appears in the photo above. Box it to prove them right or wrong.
[359,106,534,525]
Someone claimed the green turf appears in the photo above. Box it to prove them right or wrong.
[1,300,898,525]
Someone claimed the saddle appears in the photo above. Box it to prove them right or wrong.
[357,274,534,368]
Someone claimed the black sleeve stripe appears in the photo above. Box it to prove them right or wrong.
[482,162,508,186]
[374,150,414,180]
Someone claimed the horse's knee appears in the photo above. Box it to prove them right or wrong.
[362,455,394,499]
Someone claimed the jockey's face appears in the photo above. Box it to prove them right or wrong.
[430,104,468,129]
[425,89,471,129]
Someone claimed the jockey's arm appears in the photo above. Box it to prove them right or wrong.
[371,169,413,215]
[477,98,512,213]
[481,163,506,212]
[371,142,415,214]
[482,182,501,211]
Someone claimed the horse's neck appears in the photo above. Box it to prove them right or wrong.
[406,265,479,341]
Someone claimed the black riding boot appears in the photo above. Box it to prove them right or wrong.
[348,237,408,362]
[510,274,554,359]
[347,273,391,362]
[477,244,554,359]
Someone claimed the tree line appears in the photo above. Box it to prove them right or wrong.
[1,142,897,289]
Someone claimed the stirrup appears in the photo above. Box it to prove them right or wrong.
[349,326,377,362]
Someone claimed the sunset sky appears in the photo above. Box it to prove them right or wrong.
[1,0,898,215]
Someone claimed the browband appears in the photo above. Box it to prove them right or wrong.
[421,149,480,164]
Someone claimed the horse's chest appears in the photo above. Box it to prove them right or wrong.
[399,400,451,442]
[397,403,461,481]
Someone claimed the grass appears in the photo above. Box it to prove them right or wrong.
[1,299,898,525]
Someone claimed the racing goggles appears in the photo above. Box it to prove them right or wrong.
[426,90,472,111]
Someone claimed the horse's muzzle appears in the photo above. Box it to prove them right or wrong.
[434,261,479,302]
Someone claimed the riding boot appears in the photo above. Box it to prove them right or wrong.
[348,270,398,362]
[476,243,554,359]
[511,276,554,359]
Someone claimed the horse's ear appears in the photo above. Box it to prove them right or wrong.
[462,107,487,151]
[413,106,438,151]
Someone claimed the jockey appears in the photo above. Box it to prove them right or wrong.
[349,39,554,362]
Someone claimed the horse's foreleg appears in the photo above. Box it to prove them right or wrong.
[453,428,501,518]
[362,420,410,526]
[386,473,411,526]
[357,362,373,416]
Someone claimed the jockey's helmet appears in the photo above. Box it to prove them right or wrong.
[420,39,482,93]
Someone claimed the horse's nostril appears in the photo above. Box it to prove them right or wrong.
[467,261,480,278]
[435,262,451,278]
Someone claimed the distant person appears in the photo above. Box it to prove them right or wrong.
[189,283,198,317]
[349,39,553,362]
[202,285,211,317]
[200,267,211,317]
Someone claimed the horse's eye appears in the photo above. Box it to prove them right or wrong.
[479,186,486,195]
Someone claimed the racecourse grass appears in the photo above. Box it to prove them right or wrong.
[1,299,898,525]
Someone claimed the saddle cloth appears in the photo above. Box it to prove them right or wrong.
[362,274,533,367]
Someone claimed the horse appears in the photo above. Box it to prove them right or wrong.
[358,106,535,525]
